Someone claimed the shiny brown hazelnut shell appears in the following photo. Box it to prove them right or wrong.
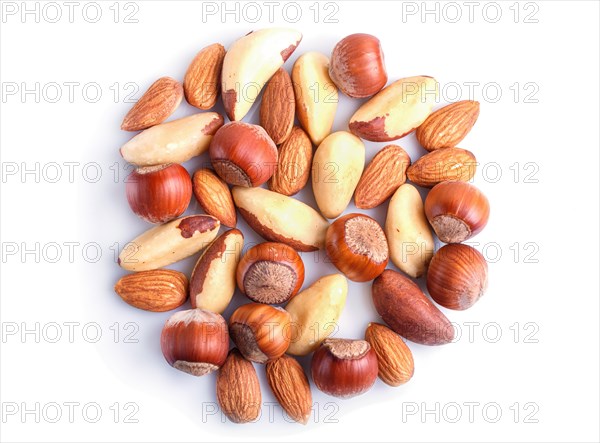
[329,33,387,98]
[126,163,192,224]
[160,309,229,376]
[209,121,278,187]
[228,303,291,363]
[325,213,389,282]
[427,243,488,310]
[424,181,490,243]
[311,338,379,398]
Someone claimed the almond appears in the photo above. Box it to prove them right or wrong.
[407,147,477,188]
[416,100,480,151]
[260,68,295,145]
[372,269,454,345]
[216,348,262,424]
[118,215,220,271]
[121,77,183,131]
[265,355,312,424]
[184,43,226,110]
[114,269,188,312]
[192,168,236,227]
[349,76,438,142]
[268,126,313,196]
[365,323,414,387]
[354,144,411,209]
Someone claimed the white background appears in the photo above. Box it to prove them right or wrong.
[1,1,599,442]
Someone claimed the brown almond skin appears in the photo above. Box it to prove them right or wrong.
[354,145,411,209]
[184,43,226,110]
[268,126,313,196]
[416,101,480,151]
[365,323,414,386]
[371,269,454,345]
[260,68,295,145]
[114,270,188,312]
[192,168,236,227]
[121,77,183,131]
[265,355,312,424]
[407,147,477,188]
[216,349,262,424]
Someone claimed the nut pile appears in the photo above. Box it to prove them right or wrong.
[114,28,490,425]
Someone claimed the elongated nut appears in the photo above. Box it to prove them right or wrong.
[285,274,348,356]
[266,355,312,425]
[222,28,302,121]
[349,76,438,142]
[229,303,291,363]
[232,187,329,252]
[237,242,304,304]
[268,126,313,196]
[354,144,411,209]
[184,43,226,110]
[292,52,338,145]
[121,77,183,131]
[192,168,237,228]
[407,147,477,188]
[372,270,454,345]
[416,100,480,151]
[312,131,365,219]
[114,269,188,312]
[385,184,434,278]
[190,229,244,314]
[216,349,262,423]
[120,112,224,166]
[118,215,220,271]
[365,323,414,387]
[260,67,295,145]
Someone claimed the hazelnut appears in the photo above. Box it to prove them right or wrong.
[329,33,387,98]
[426,243,488,310]
[237,242,305,304]
[229,303,291,363]
[325,213,389,282]
[126,163,192,224]
[311,338,378,398]
[209,121,278,187]
[424,181,490,243]
[160,309,229,376]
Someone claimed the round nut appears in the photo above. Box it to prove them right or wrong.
[326,213,389,282]
[237,242,304,304]
[209,121,278,187]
